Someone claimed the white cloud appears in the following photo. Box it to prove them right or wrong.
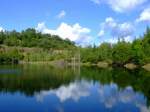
[136,8,150,22]
[0,27,4,32]
[107,0,147,13]
[98,30,104,37]
[111,23,134,38]
[91,0,147,13]
[104,17,117,28]
[57,10,66,19]
[99,17,134,43]
[36,22,92,46]
[90,0,101,5]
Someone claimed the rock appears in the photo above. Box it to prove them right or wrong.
[97,62,109,68]
[124,63,137,70]
[142,64,150,72]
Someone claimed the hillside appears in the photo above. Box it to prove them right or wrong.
[0,28,76,49]
[0,28,77,64]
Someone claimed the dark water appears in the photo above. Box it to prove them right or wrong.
[0,65,150,112]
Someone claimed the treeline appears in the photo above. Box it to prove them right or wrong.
[80,27,150,65]
[0,27,150,65]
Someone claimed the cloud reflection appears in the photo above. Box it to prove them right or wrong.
[98,83,149,112]
[35,80,149,112]
[35,80,91,102]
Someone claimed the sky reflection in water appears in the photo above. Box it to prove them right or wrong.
[0,65,149,112]
[35,80,149,112]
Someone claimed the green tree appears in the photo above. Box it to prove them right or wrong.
[132,38,144,64]
[0,31,6,44]
[98,43,112,62]
[112,41,133,64]
[142,27,150,63]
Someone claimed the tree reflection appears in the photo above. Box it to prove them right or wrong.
[0,65,150,106]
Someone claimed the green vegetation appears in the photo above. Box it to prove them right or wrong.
[0,28,75,48]
[80,27,150,66]
[0,47,23,64]
[0,28,76,64]
[0,27,150,66]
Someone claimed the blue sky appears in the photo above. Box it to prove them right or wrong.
[0,0,150,46]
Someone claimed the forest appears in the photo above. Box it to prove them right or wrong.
[0,27,150,67]
[80,27,150,66]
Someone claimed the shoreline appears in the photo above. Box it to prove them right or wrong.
[16,61,150,72]
[1,60,150,72]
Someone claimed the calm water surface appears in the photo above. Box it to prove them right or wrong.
[0,64,150,112]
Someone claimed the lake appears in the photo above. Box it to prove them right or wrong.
[0,64,150,112]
